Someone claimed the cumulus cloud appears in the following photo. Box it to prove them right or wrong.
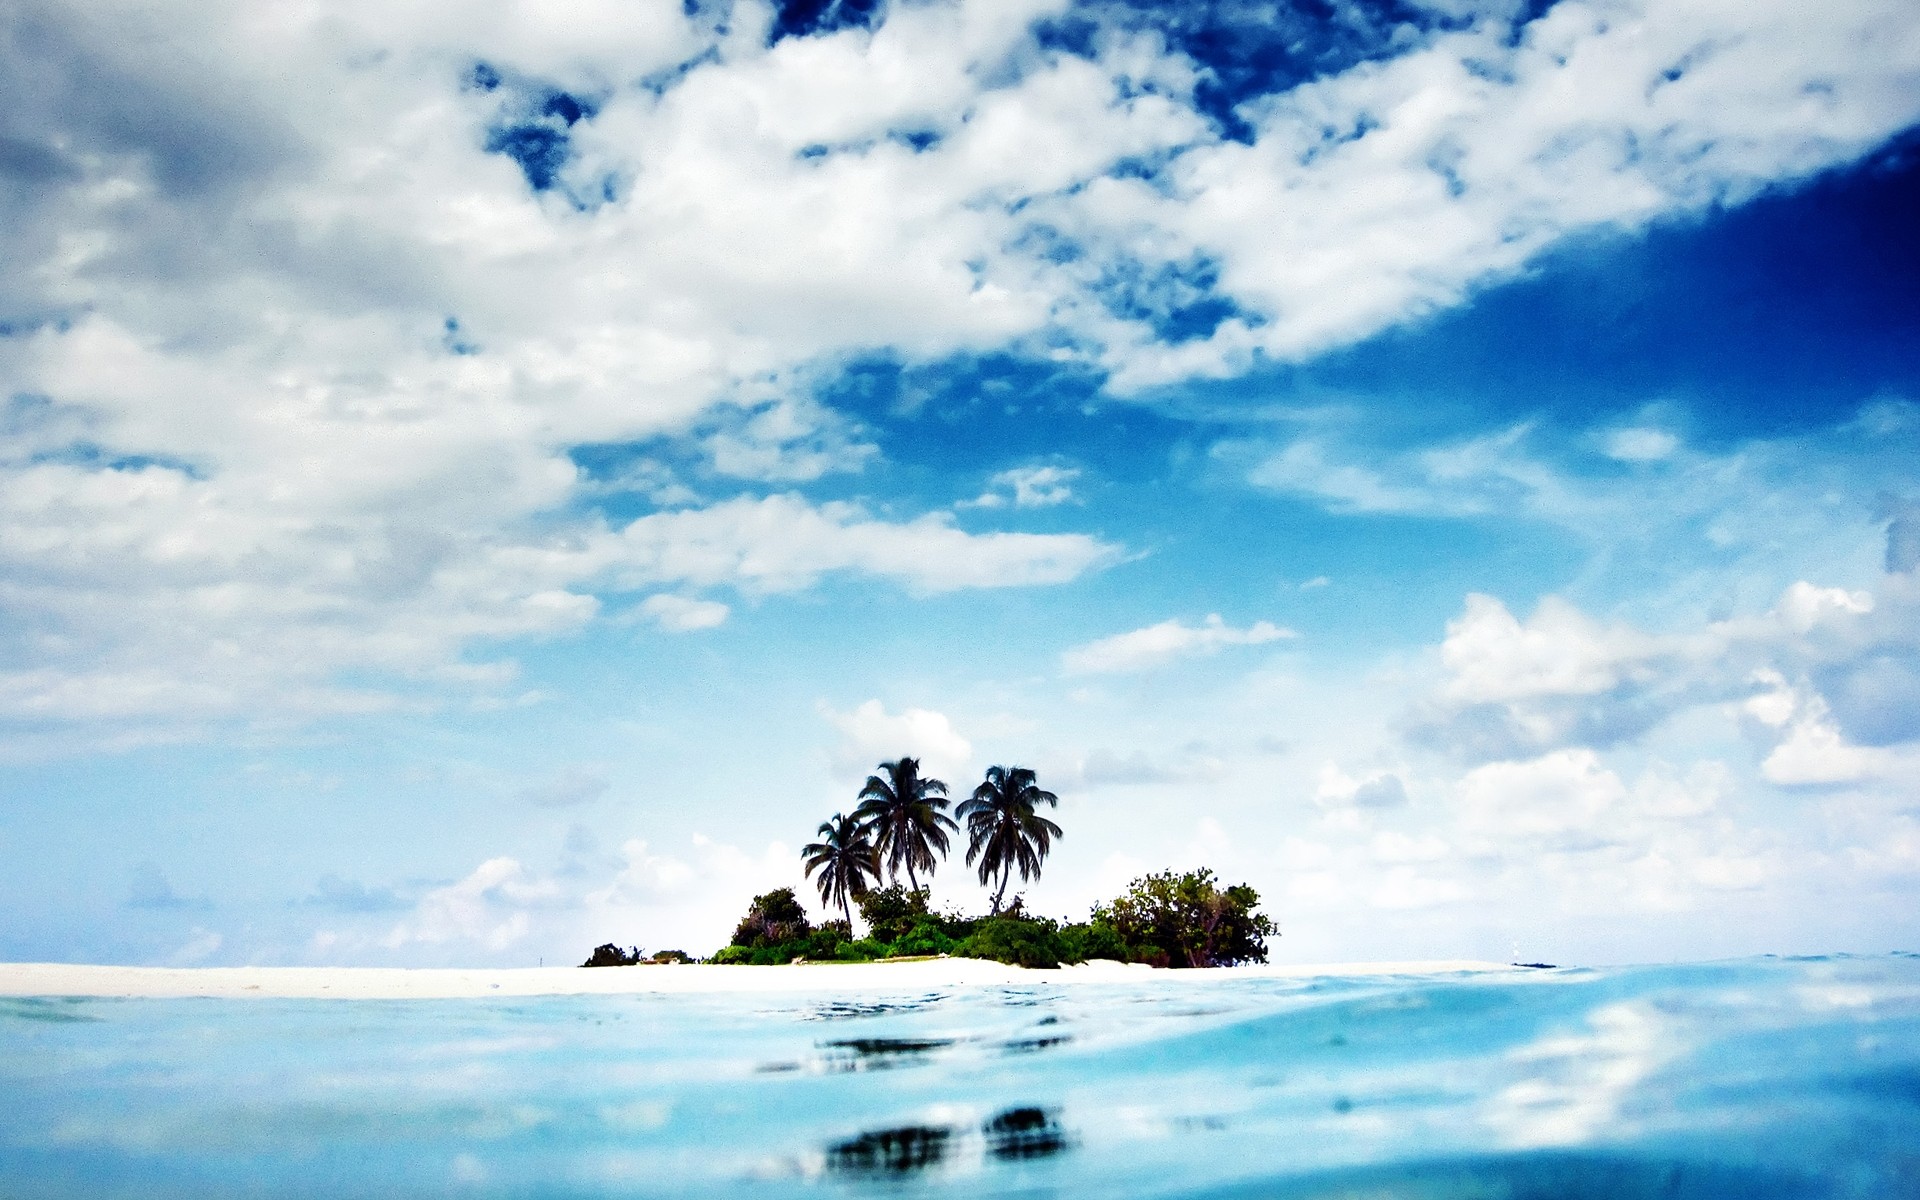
[1414,575,1917,761]
[1062,613,1294,674]
[1443,594,1657,706]
[1316,762,1411,810]
[637,594,730,633]
[966,464,1081,509]
[822,699,974,784]
[2,0,1913,751]
[381,856,564,952]
[610,494,1119,596]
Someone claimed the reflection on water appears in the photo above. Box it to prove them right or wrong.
[827,1124,953,1174]
[983,1106,1070,1160]
[3,957,1919,1198]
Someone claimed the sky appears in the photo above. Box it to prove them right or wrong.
[1,0,1917,969]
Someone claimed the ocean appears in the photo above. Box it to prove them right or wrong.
[3,954,1917,1197]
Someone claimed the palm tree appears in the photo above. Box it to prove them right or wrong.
[957,766,1062,914]
[802,812,881,928]
[853,757,957,891]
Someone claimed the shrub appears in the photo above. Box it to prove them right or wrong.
[856,884,932,943]
[1093,868,1275,968]
[836,938,888,961]
[649,950,692,965]
[581,943,643,967]
[955,916,1067,969]
[886,918,956,958]
[1057,920,1129,963]
[730,887,812,949]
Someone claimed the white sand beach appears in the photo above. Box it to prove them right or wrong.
[0,958,1520,999]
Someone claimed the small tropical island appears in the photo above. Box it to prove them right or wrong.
[584,757,1275,970]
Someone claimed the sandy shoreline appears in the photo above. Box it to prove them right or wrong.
[0,958,1519,999]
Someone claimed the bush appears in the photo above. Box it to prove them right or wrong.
[649,949,692,965]
[886,917,956,958]
[856,885,933,943]
[1093,868,1275,968]
[730,887,813,949]
[1057,920,1129,963]
[836,938,888,961]
[955,916,1067,969]
[581,943,643,967]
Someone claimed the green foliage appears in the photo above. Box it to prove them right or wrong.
[649,949,692,964]
[802,812,882,926]
[886,918,956,958]
[957,766,1062,912]
[954,915,1067,969]
[855,758,957,890]
[856,884,933,943]
[580,943,643,967]
[1057,920,1129,963]
[836,938,888,961]
[1093,868,1276,968]
[730,887,812,949]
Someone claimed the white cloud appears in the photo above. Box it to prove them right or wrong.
[1087,0,1920,388]
[966,464,1081,509]
[1062,613,1295,674]
[638,594,730,633]
[382,856,564,952]
[1316,762,1410,810]
[1601,427,1680,463]
[1743,670,1911,787]
[822,699,974,785]
[0,0,1912,754]
[1456,748,1629,844]
[611,494,1119,596]
[1443,594,1658,705]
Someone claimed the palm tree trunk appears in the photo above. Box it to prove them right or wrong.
[992,866,1009,915]
[906,858,918,892]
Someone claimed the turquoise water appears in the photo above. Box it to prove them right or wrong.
[3,956,1918,1198]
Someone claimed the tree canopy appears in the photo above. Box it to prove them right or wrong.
[854,757,956,891]
[1093,868,1276,967]
[957,765,1061,913]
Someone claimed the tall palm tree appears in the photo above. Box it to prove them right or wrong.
[853,757,957,891]
[802,812,881,928]
[957,766,1062,914]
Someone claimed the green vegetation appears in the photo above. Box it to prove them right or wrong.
[585,758,1278,969]
[855,758,957,892]
[1092,868,1276,967]
[580,944,694,966]
[958,766,1061,914]
[696,869,1275,969]
[802,813,882,927]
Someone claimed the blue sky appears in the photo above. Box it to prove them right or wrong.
[1,0,1917,967]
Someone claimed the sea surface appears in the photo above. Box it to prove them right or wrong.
[3,955,1918,1198]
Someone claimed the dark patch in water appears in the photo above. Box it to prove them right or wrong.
[984,1106,1070,1160]
[827,1124,952,1174]
[819,1036,954,1071]
[804,994,945,1021]
[1514,962,1558,969]
[0,998,101,1023]
[1002,1033,1072,1054]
